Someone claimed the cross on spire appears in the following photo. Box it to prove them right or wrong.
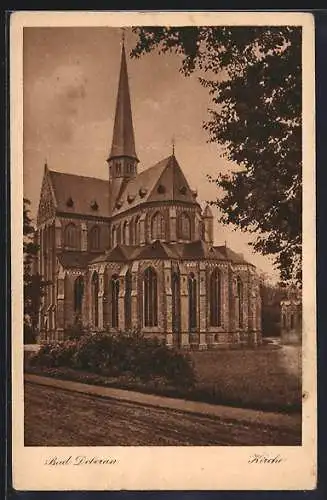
[172,135,175,156]
[121,27,126,45]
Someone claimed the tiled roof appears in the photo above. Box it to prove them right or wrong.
[57,252,92,269]
[112,155,198,215]
[215,245,253,265]
[91,244,136,263]
[91,240,253,265]
[49,170,110,218]
[182,240,228,260]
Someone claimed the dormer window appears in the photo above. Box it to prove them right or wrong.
[191,189,197,198]
[179,186,187,195]
[66,197,74,208]
[127,194,135,204]
[116,200,123,209]
[90,200,98,211]
[139,188,147,198]
[157,184,166,194]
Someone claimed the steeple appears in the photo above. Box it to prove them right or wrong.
[107,38,139,214]
[108,40,138,163]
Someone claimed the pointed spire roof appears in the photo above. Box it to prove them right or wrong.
[203,204,213,218]
[108,42,138,162]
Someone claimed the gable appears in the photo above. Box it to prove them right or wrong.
[148,155,197,205]
[37,167,57,226]
[112,157,169,215]
[112,155,199,216]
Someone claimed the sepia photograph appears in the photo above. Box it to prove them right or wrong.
[11,11,316,491]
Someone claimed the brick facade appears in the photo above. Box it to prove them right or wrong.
[36,42,262,349]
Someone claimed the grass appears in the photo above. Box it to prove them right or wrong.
[25,344,302,414]
[189,345,302,413]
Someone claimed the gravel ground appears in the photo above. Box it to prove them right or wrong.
[24,382,301,446]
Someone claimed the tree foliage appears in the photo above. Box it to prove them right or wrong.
[24,198,46,341]
[131,26,302,283]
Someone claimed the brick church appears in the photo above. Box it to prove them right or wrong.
[36,41,262,349]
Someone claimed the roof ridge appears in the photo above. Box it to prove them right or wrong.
[49,169,107,182]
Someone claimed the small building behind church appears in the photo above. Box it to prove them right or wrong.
[35,42,262,349]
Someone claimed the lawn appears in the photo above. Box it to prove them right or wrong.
[190,344,302,412]
[25,343,302,414]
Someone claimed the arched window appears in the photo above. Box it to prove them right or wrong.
[64,223,79,249]
[210,269,222,327]
[91,272,99,327]
[111,225,117,247]
[144,267,158,327]
[200,220,205,240]
[111,274,119,328]
[178,212,191,240]
[151,212,165,240]
[122,221,129,245]
[117,224,122,245]
[129,219,135,245]
[172,271,181,334]
[125,269,132,330]
[237,277,243,328]
[134,216,140,245]
[89,225,100,251]
[74,276,84,315]
[188,273,197,330]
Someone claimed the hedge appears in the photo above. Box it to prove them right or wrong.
[29,330,195,389]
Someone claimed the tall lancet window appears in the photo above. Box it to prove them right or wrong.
[64,223,79,249]
[151,212,165,240]
[111,225,117,247]
[122,221,129,245]
[91,272,99,328]
[116,224,122,245]
[125,269,132,330]
[74,276,84,315]
[172,271,181,334]
[178,212,191,240]
[143,267,158,327]
[188,273,197,330]
[111,274,120,328]
[90,226,100,250]
[129,220,135,245]
[237,277,243,328]
[134,216,140,245]
[210,269,222,327]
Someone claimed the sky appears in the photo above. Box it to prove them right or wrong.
[23,26,278,281]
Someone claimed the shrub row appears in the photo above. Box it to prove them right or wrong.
[30,330,196,389]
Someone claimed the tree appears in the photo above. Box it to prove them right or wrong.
[23,198,45,342]
[131,27,302,283]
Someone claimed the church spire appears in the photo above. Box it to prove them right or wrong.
[107,38,139,214]
[108,39,138,162]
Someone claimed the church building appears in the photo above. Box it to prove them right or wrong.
[36,41,262,349]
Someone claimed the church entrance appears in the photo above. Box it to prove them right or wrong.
[172,271,181,348]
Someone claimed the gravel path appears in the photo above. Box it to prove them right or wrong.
[24,382,301,446]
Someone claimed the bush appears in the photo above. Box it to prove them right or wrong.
[24,323,37,344]
[29,339,78,367]
[64,320,91,340]
[29,330,195,389]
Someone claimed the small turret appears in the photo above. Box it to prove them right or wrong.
[203,204,214,245]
